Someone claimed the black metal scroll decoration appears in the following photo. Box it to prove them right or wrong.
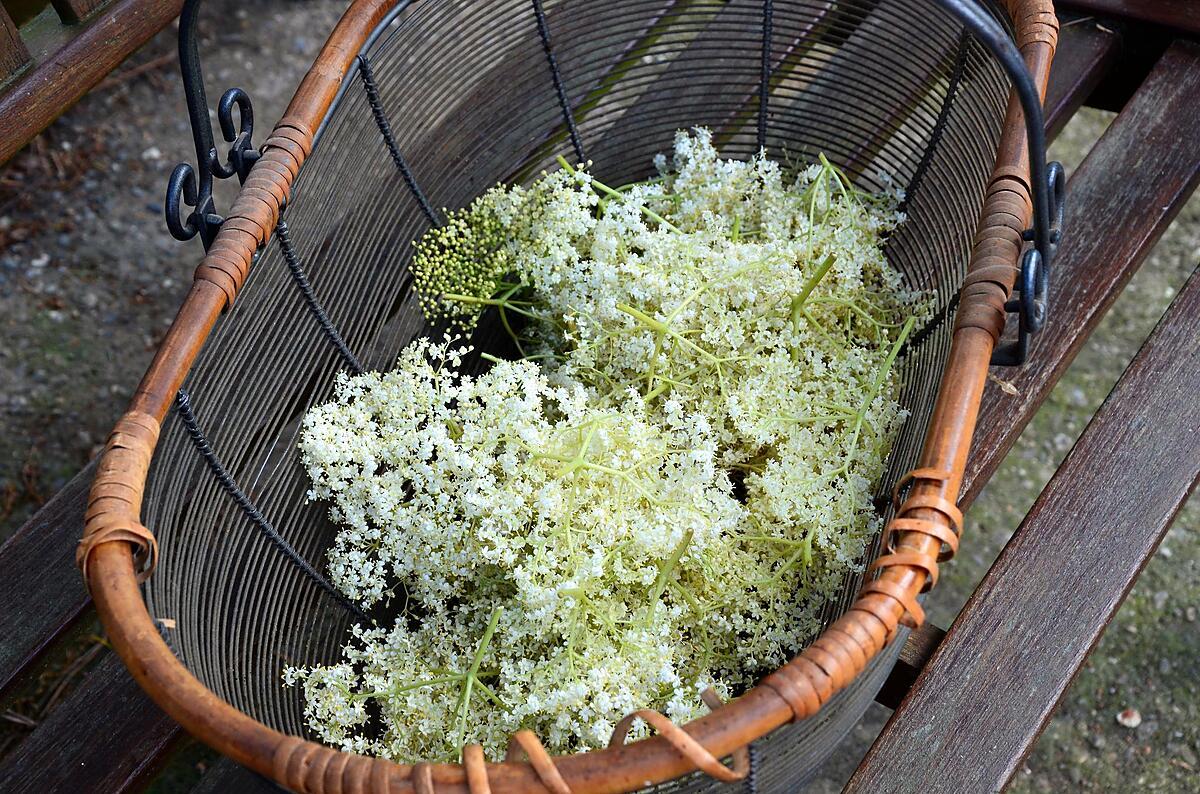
[165,0,260,251]
[931,0,1065,366]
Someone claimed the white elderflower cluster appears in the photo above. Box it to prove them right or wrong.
[287,130,925,763]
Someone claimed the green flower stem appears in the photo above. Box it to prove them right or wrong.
[498,305,526,358]
[790,254,837,324]
[616,303,721,365]
[818,153,860,205]
[351,674,464,701]
[832,315,916,478]
[439,293,540,320]
[473,679,507,709]
[556,156,680,232]
[644,529,693,626]
[454,605,504,757]
[790,254,837,362]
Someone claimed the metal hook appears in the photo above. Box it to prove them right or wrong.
[214,87,259,182]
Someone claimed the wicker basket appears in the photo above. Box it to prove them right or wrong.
[78,0,1059,791]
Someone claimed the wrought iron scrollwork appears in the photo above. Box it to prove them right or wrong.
[164,0,259,251]
[165,162,222,249]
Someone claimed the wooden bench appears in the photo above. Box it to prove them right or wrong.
[0,0,183,164]
[1,3,1198,790]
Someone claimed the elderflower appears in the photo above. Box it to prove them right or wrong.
[288,130,927,763]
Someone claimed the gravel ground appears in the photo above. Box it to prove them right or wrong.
[0,0,346,544]
[1,3,1196,789]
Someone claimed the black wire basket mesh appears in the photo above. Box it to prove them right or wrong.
[141,0,1012,788]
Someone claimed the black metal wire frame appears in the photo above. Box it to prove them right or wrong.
[532,0,587,164]
[757,0,774,152]
[276,220,366,375]
[174,389,369,622]
[356,54,442,226]
[892,28,972,357]
[744,743,760,794]
[899,28,972,216]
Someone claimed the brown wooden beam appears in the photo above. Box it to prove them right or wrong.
[0,652,182,793]
[0,4,31,84]
[849,39,1200,793]
[875,622,946,711]
[1043,16,1121,139]
[52,0,112,25]
[193,757,280,792]
[0,0,182,164]
[0,461,96,696]
[1058,0,1200,36]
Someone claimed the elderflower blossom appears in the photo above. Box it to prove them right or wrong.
[287,130,926,762]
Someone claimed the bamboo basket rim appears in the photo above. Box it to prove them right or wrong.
[78,1,1058,791]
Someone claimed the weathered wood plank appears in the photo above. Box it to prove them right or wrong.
[848,232,1200,794]
[1043,16,1120,140]
[0,0,182,164]
[192,757,282,793]
[874,622,946,711]
[51,0,110,25]
[1058,0,1200,36]
[0,460,95,695]
[0,652,182,793]
[959,40,1200,508]
[0,4,31,84]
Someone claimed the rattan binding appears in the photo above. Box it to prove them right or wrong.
[79,1,1058,791]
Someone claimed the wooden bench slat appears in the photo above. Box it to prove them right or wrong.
[961,39,1200,508]
[1043,16,1120,140]
[51,0,110,25]
[0,652,181,793]
[193,758,282,793]
[848,39,1200,793]
[874,623,946,712]
[0,0,183,164]
[1058,0,1200,36]
[0,461,95,695]
[0,4,31,84]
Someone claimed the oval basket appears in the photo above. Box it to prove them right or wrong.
[78,0,1058,791]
